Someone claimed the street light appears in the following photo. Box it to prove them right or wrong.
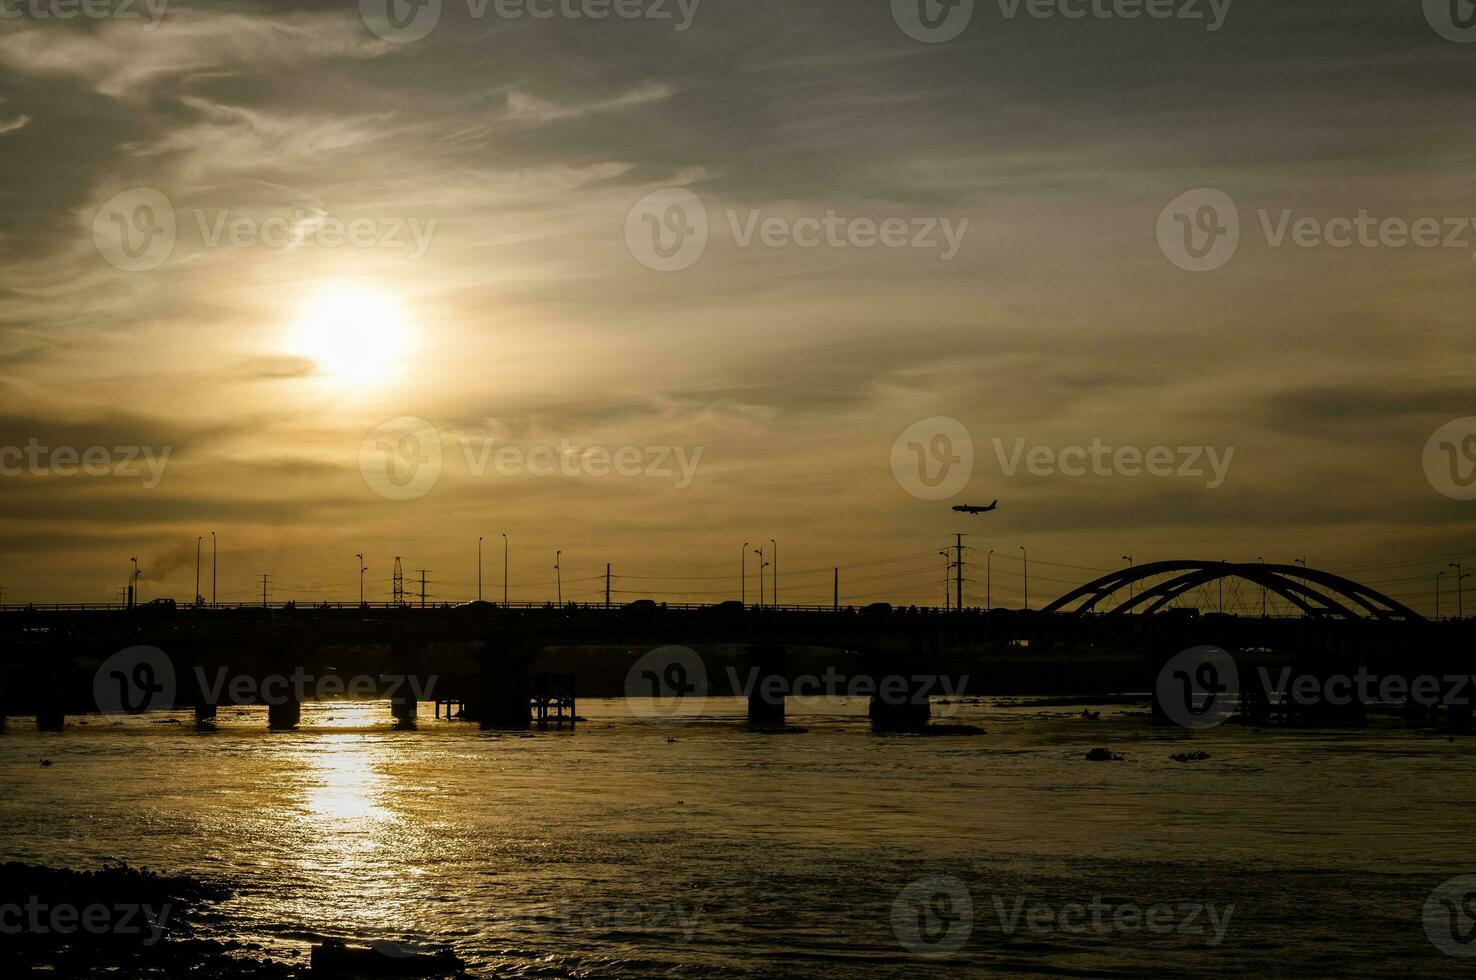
[1257,556,1267,617]
[129,556,139,610]
[741,541,748,605]
[501,533,508,607]
[356,554,367,606]
[754,548,766,608]
[1121,554,1133,602]
[477,536,483,602]
[1019,546,1028,611]
[1451,562,1469,620]
[554,550,562,606]
[210,531,216,609]
[195,536,203,607]
[1437,569,1447,621]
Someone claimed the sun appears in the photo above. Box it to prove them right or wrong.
[289,284,413,384]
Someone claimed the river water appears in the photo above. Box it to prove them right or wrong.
[2,697,1473,977]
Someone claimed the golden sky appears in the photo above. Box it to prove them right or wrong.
[0,1,1472,611]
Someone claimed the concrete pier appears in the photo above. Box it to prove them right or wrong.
[267,698,301,730]
[194,702,218,726]
[390,693,418,727]
[867,673,931,731]
[745,644,789,727]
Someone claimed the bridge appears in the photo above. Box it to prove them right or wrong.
[0,561,1464,733]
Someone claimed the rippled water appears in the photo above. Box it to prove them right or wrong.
[3,697,1474,977]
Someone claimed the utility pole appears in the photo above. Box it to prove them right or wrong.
[501,533,508,607]
[1451,562,1470,620]
[392,557,405,607]
[770,539,778,608]
[833,567,838,612]
[356,553,366,606]
[195,536,202,606]
[741,541,748,605]
[129,556,139,611]
[939,550,951,611]
[418,569,427,609]
[1437,570,1446,621]
[211,531,217,609]
[954,533,965,611]
[259,574,271,608]
[554,550,562,606]
[605,563,611,609]
[478,536,483,602]
[986,549,993,611]
[1019,546,1028,611]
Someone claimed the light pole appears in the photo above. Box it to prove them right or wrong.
[987,549,994,611]
[1257,556,1267,617]
[939,550,952,611]
[478,536,483,602]
[195,536,202,607]
[1437,570,1447,621]
[741,541,748,605]
[1019,546,1028,611]
[1451,562,1469,620]
[754,548,766,608]
[129,556,139,610]
[501,533,508,606]
[554,550,562,606]
[1121,554,1133,602]
[356,553,366,606]
[211,531,216,608]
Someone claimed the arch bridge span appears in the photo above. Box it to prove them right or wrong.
[1042,560,1421,621]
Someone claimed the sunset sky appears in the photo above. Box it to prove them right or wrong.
[0,0,1472,611]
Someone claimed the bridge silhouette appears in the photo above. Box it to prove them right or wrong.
[0,561,1461,732]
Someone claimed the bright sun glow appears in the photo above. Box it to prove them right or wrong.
[290,284,412,384]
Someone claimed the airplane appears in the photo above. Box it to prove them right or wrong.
[952,500,998,514]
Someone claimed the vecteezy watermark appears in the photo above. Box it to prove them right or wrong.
[1158,647,1476,729]
[94,646,177,716]
[532,902,704,943]
[91,188,436,272]
[892,876,974,955]
[0,0,167,28]
[359,0,700,44]
[1157,188,1240,273]
[360,417,444,502]
[1425,875,1476,956]
[1159,188,1476,273]
[0,440,171,488]
[991,894,1234,946]
[625,645,709,724]
[722,666,969,716]
[0,899,173,946]
[1424,417,1476,501]
[359,417,705,501]
[92,645,437,715]
[891,0,1231,43]
[1425,0,1476,43]
[891,416,974,500]
[992,437,1235,489]
[1155,645,1239,728]
[623,188,970,272]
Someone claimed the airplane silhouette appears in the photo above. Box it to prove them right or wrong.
[952,500,998,514]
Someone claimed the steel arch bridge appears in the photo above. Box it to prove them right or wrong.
[1043,560,1422,621]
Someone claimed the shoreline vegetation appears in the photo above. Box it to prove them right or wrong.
[0,863,468,979]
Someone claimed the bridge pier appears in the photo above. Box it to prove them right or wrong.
[867,671,931,731]
[194,702,217,726]
[745,644,789,728]
[268,697,301,730]
[390,691,418,727]
[36,699,65,733]
[467,642,535,729]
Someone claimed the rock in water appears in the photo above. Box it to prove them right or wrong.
[1084,747,1123,761]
